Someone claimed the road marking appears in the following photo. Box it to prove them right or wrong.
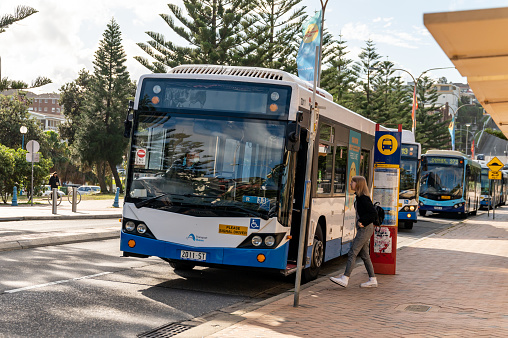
[3,272,113,294]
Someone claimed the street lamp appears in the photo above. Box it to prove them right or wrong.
[465,123,471,155]
[20,126,27,149]
[369,66,455,135]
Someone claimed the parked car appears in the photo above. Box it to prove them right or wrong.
[77,185,101,195]
[42,189,65,197]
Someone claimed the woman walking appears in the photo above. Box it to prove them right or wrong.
[330,176,378,288]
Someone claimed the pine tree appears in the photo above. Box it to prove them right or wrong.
[369,60,412,127]
[240,0,306,72]
[350,39,381,118]
[0,6,51,90]
[135,0,255,72]
[414,76,449,152]
[320,34,358,108]
[74,18,134,193]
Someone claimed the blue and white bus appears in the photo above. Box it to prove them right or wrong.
[398,131,421,229]
[419,150,481,217]
[120,65,383,281]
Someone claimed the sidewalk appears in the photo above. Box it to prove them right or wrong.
[178,209,508,337]
[0,199,122,252]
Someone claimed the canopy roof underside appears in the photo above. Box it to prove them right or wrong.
[425,7,508,136]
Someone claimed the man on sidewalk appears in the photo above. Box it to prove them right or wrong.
[49,172,60,190]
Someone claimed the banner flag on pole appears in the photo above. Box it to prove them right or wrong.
[471,138,475,158]
[411,86,418,132]
[448,114,456,150]
[296,11,322,82]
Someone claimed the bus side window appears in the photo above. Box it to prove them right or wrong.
[316,144,333,194]
[334,145,348,194]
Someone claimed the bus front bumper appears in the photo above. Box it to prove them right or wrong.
[398,211,417,220]
[120,232,289,270]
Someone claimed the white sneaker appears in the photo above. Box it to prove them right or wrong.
[360,277,378,288]
[330,275,349,287]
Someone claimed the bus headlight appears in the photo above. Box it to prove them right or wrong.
[264,236,276,247]
[403,206,409,211]
[409,206,415,211]
[137,223,147,234]
[419,201,424,206]
[125,221,136,232]
[453,204,459,208]
[252,236,263,246]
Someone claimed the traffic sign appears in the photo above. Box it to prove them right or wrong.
[26,140,40,153]
[26,153,40,163]
[487,157,504,172]
[489,170,502,180]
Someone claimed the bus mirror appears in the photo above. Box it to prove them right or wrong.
[124,100,134,138]
[466,166,471,176]
[421,157,427,171]
[286,121,301,152]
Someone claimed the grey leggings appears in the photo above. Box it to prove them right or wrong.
[344,223,376,278]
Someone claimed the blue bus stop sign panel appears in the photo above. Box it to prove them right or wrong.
[374,131,401,165]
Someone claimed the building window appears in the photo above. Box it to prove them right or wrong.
[44,99,48,103]
[34,99,37,103]
[44,107,48,112]
[57,108,60,113]
[39,107,42,112]
[52,108,55,112]
[440,86,450,91]
[52,99,56,104]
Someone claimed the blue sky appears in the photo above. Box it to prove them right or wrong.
[1,0,508,93]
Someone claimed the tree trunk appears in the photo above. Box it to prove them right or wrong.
[96,162,108,193]
[108,160,123,194]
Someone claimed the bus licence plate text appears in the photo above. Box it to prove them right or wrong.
[434,206,442,210]
[180,250,207,261]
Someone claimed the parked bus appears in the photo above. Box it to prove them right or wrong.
[120,65,383,281]
[398,131,421,229]
[419,150,481,217]
[478,161,492,209]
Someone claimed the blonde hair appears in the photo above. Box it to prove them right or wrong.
[351,176,370,196]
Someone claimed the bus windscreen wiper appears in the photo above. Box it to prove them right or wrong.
[210,202,269,220]
[135,193,215,208]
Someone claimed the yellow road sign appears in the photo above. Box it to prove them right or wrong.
[489,170,502,180]
[487,157,504,172]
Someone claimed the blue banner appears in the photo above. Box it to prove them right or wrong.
[296,11,322,82]
[448,115,456,150]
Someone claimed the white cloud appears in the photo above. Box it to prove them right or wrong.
[342,21,420,49]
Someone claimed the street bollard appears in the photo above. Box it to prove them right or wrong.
[113,187,120,208]
[72,187,77,213]
[12,186,18,206]
[52,188,57,214]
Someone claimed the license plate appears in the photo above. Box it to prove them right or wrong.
[434,206,442,210]
[180,250,207,261]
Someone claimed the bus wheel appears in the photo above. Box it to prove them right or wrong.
[404,221,413,230]
[169,261,196,271]
[303,226,324,282]
[419,210,426,217]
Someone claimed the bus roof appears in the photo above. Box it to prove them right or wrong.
[425,149,467,157]
[169,64,334,101]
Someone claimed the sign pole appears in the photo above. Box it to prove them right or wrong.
[31,142,34,206]
[294,45,320,307]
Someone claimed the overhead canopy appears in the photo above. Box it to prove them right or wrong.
[424,7,508,137]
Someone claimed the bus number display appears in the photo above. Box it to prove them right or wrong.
[401,145,417,158]
[427,157,459,166]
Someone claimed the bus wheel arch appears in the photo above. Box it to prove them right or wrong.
[303,218,325,282]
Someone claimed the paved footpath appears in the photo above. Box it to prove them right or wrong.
[0,199,122,251]
[179,209,508,337]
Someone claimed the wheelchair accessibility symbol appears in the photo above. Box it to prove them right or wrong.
[250,219,260,229]
[377,135,398,155]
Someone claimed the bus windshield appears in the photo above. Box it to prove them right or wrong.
[481,168,490,194]
[419,157,464,200]
[400,158,418,200]
[126,113,286,219]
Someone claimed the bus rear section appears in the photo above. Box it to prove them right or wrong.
[419,150,481,217]
[398,137,421,229]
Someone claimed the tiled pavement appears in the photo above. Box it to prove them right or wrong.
[181,209,508,337]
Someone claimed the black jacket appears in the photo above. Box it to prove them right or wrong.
[49,176,60,189]
[355,194,378,226]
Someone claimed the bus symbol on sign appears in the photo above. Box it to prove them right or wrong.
[376,135,398,156]
[487,157,503,172]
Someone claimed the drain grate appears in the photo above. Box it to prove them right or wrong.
[138,323,193,338]
[405,305,431,312]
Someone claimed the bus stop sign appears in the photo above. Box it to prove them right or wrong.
[487,157,504,172]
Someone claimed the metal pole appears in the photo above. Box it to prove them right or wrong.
[317,0,328,87]
[30,142,34,206]
[52,188,57,214]
[294,45,320,307]
[493,180,496,220]
[72,187,77,212]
